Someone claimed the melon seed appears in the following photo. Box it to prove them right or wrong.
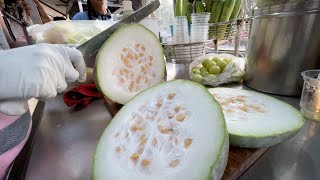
[140,138,147,146]
[174,106,181,112]
[140,134,146,141]
[239,106,250,113]
[167,113,174,119]
[131,125,138,132]
[169,159,180,167]
[167,93,176,100]
[176,114,186,122]
[130,153,140,160]
[141,159,151,166]
[156,102,163,108]
[139,52,145,57]
[129,81,135,92]
[119,69,124,75]
[184,138,192,149]
[158,125,173,134]
[115,146,121,153]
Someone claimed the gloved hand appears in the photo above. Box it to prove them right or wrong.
[0,44,86,115]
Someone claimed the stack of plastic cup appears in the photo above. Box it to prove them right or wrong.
[190,13,210,43]
[173,16,190,44]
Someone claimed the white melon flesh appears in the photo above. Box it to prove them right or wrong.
[93,80,229,180]
[209,88,305,148]
[94,24,165,104]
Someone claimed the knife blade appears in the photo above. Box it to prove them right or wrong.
[77,0,160,68]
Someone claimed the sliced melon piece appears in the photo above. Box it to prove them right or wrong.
[209,88,305,148]
[94,24,165,104]
[93,80,229,180]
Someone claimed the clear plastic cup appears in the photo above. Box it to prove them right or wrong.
[173,16,190,44]
[300,70,320,121]
[189,13,210,42]
[190,24,209,42]
[191,13,210,24]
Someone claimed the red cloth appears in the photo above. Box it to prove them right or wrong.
[63,83,103,110]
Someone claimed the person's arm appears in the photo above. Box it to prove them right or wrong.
[0,44,86,179]
[71,12,88,20]
[0,111,31,179]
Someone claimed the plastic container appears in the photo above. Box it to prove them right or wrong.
[300,70,320,121]
[190,13,210,42]
[191,13,210,24]
[173,16,190,44]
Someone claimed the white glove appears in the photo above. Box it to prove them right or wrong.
[0,44,87,115]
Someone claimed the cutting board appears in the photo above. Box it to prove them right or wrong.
[104,97,268,180]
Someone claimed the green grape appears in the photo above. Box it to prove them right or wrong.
[209,66,221,75]
[205,74,216,80]
[200,67,208,73]
[223,58,231,64]
[201,59,211,67]
[192,69,201,74]
[205,61,216,70]
[192,66,200,71]
[216,61,228,71]
[192,74,203,83]
[201,71,209,77]
[212,57,222,63]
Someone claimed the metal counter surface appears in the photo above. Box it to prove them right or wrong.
[25,63,319,180]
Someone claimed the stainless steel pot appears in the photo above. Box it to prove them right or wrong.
[245,0,320,96]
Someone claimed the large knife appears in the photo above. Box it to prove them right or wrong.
[77,0,160,68]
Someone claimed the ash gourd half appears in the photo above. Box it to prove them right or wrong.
[93,80,229,180]
[94,24,165,105]
[209,88,305,148]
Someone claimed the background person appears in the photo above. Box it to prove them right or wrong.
[72,0,111,20]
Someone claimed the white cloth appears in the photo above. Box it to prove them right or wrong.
[0,44,87,115]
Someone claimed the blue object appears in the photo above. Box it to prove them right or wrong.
[169,25,174,36]
[170,23,192,36]
[72,11,111,20]
[72,12,90,20]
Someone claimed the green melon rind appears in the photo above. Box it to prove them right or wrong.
[93,80,229,180]
[209,87,305,148]
[210,131,229,180]
[229,129,300,148]
[93,23,166,105]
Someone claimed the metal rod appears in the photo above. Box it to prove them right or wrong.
[26,0,42,24]
[234,19,241,57]
[214,39,218,53]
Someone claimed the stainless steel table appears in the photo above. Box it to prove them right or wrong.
[12,63,320,180]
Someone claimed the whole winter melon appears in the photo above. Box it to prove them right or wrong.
[94,24,165,104]
[93,80,229,180]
